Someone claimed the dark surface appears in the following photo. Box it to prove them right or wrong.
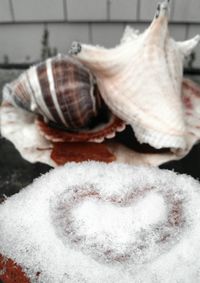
[160,144,200,180]
[0,137,52,198]
[0,70,200,198]
[0,135,200,198]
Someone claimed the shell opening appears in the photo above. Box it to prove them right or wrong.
[45,100,112,133]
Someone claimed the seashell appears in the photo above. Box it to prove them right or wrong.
[1,78,200,166]
[1,0,200,167]
[3,54,126,143]
[69,0,200,151]
[3,54,103,130]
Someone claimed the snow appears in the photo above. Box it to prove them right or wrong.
[0,162,200,282]
[73,192,167,241]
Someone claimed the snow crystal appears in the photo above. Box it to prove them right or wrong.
[73,192,167,240]
[0,161,200,283]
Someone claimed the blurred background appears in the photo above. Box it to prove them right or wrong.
[0,0,200,199]
[0,0,199,65]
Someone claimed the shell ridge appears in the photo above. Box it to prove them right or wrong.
[28,66,55,122]
[25,72,40,113]
[36,62,64,125]
[53,58,83,128]
[88,72,97,116]
[69,0,197,151]
[46,58,69,127]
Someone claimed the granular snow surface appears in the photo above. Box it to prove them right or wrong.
[0,161,200,282]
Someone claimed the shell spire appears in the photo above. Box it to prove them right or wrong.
[69,0,200,151]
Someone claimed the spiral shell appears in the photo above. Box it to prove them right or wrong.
[3,54,102,130]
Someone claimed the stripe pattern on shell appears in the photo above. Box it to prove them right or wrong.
[3,54,102,130]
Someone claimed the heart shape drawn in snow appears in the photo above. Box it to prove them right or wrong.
[51,184,185,265]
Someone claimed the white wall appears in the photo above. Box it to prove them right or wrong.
[0,0,199,66]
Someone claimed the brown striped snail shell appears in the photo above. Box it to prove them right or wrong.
[3,54,104,130]
[3,54,125,143]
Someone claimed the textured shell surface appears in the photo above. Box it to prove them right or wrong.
[3,54,102,130]
[70,0,200,150]
[1,78,200,167]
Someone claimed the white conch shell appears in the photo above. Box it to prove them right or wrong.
[69,0,200,151]
[120,26,139,44]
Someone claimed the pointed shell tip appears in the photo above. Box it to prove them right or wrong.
[69,42,82,56]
